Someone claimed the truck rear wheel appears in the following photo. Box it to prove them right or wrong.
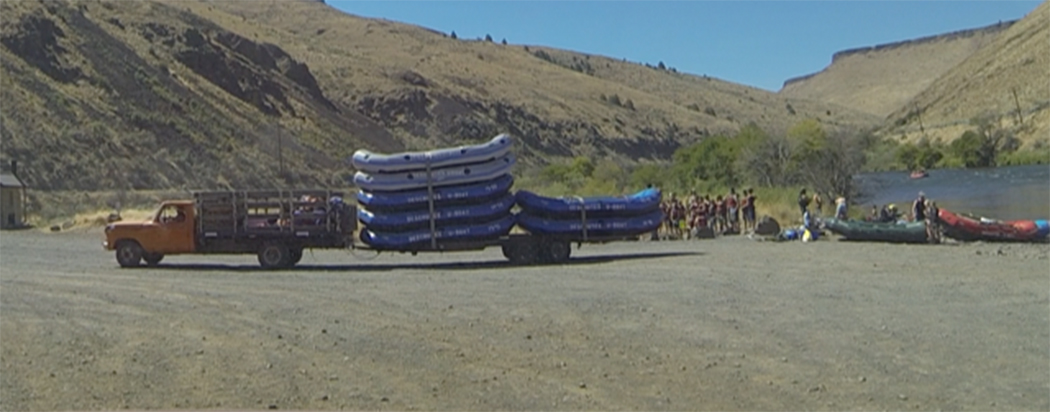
[143,253,164,266]
[541,240,571,264]
[258,242,290,269]
[503,240,538,265]
[116,241,143,268]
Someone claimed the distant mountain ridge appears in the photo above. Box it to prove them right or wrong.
[780,20,1013,118]
[782,20,1016,89]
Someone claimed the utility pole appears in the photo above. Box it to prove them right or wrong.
[277,131,284,177]
[915,104,926,137]
[1011,88,1024,127]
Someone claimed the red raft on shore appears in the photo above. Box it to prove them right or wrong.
[937,209,1050,242]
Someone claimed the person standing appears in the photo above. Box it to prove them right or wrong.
[913,191,927,222]
[797,189,811,217]
[813,192,823,216]
[726,188,739,232]
[925,199,941,243]
[835,197,848,220]
[740,188,752,232]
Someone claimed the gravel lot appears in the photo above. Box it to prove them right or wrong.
[2,230,1048,411]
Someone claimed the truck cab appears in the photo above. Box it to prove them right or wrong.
[104,200,197,267]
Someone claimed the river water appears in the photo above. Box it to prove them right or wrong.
[854,164,1050,221]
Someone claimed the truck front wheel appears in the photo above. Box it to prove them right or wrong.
[258,242,290,269]
[116,241,143,268]
[144,253,164,266]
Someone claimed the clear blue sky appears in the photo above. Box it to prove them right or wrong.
[327,1,1039,92]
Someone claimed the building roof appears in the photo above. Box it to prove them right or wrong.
[0,172,25,188]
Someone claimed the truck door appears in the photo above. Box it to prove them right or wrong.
[153,204,195,254]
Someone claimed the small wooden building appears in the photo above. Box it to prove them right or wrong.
[0,161,27,229]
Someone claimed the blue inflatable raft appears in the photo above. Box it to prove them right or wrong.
[1036,220,1050,239]
[354,154,515,192]
[358,194,515,232]
[360,214,517,249]
[515,210,664,238]
[351,134,513,174]
[356,174,515,211]
[516,188,662,218]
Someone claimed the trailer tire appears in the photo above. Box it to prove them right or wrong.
[115,241,143,268]
[541,240,571,263]
[258,242,290,269]
[503,241,538,265]
[143,253,164,266]
[289,248,303,266]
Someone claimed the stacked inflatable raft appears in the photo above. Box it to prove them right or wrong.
[352,134,517,249]
[514,187,663,240]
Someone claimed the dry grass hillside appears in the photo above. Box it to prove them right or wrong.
[0,0,879,196]
[881,1,1050,148]
[780,22,1010,117]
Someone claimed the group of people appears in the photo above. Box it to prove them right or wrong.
[656,185,944,243]
[658,188,758,239]
[837,190,943,243]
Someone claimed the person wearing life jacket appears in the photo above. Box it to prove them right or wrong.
[913,191,927,222]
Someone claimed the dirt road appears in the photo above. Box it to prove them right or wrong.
[2,230,1047,411]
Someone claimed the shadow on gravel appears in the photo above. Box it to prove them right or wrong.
[141,251,702,272]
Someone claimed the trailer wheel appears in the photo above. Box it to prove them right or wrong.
[258,242,290,269]
[503,241,538,265]
[288,248,303,266]
[116,241,143,268]
[143,253,164,266]
[541,240,571,263]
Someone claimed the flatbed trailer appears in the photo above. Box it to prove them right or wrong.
[351,232,640,265]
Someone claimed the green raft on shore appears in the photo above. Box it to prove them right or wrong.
[823,218,928,243]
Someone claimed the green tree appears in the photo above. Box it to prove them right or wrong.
[671,136,738,188]
[788,120,867,200]
[950,130,986,167]
[591,159,626,189]
[895,143,920,170]
[628,164,667,190]
[569,156,595,179]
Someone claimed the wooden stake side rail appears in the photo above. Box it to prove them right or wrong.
[193,189,352,239]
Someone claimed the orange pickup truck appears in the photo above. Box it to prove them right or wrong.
[103,190,355,268]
